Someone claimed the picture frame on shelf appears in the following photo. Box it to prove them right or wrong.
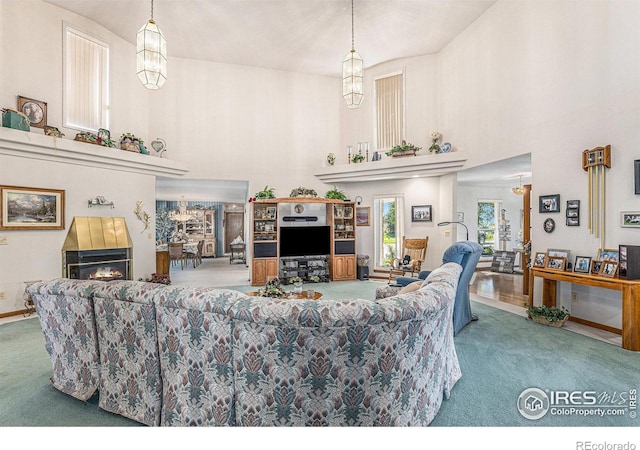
[411,205,432,222]
[0,185,64,230]
[573,256,591,274]
[635,160,640,195]
[533,252,547,268]
[17,95,47,128]
[591,260,602,274]
[620,211,640,228]
[597,248,619,262]
[539,194,560,213]
[599,261,618,278]
[547,248,570,264]
[265,207,276,219]
[356,206,370,226]
[545,256,566,271]
[619,245,628,278]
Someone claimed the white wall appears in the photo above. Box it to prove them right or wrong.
[439,0,640,328]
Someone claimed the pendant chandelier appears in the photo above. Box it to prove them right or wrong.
[512,175,525,195]
[170,197,193,222]
[342,0,363,108]
[137,0,167,90]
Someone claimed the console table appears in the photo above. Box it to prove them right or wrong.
[530,267,640,351]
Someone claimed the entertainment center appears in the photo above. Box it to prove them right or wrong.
[250,198,356,285]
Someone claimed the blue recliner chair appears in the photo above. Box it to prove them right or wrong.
[394,241,483,335]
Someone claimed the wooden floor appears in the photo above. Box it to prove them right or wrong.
[470,270,529,308]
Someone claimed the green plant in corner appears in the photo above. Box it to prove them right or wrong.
[527,305,570,323]
[255,185,275,199]
[326,186,347,200]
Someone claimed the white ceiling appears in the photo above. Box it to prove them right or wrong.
[45,0,496,76]
[46,0,525,200]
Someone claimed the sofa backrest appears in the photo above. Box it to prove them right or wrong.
[26,279,102,401]
[92,280,164,426]
[229,262,462,426]
[153,286,248,426]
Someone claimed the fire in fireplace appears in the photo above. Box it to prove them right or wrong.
[62,217,133,281]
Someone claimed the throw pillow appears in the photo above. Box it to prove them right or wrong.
[398,281,422,294]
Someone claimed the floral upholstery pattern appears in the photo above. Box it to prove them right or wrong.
[26,279,101,401]
[154,286,246,426]
[27,262,462,427]
[92,281,164,426]
[230,262,462,426]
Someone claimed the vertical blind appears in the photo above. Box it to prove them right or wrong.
[375,73,404,151]
[64,26,109,132]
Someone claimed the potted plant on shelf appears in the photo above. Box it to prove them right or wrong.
[385,140,422,158]
[325,186,347,201]
[308,275,320,283]
[351,153,365,163]
[290,187,317,198]
[527,305,570,327]
[255,185,275,200]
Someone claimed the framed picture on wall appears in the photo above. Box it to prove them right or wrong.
[0,185,65,230]
[411,205,432,222]
[356,207,370,226]
[539,194,560,213]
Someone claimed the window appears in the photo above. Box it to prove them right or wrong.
[374,195,404,268]
[63,25,110,132]
[477,200,502,256]
[374,72,404,151]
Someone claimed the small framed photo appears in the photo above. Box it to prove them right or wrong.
[573,256,591,273]
[546,256,566,271]
[411,205,432,222]
[597,248,619,262]
[533,252,547,268]
[591,260,602,274]
[566,209,579,218]
[539,194,560,213]
[0,185,65,230]
[356,206,370,226]
[620,211,640,228]
[17,95,47,128]
[265,207,276,219]
[548,248,570,261]
[599,261,618,278]
[566,217,580,226]
[566,200,580,209]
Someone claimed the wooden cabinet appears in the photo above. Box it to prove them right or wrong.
[252,258,278,286]
[332,255,356,281]
[155,250,170,275]
[177,209,216,257]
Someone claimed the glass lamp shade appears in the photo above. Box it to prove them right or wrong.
[343,49,363,108]
[136,19,167,90]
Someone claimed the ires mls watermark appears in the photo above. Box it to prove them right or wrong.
[517,387,637,420]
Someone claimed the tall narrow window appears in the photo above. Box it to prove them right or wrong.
[374,195,404,268]
[64,25,110,132]
[477,200,501,256]
[375,72,404,151]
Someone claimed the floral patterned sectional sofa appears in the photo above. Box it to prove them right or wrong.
[26,262,462,427]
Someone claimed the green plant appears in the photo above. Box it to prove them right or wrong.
[290,276,303,284]
[290,187,317,197]
[325,186,347,200]
[255,185,275,199]
[527,305,569,323]
[257,284,285,298]
[308,275,320,283]
[351,153,365,163]
[385,140,422,157]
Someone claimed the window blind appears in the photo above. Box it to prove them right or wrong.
[375,73,404,151]
[64,26,110,132]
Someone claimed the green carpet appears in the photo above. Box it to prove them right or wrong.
[1,280,638,428]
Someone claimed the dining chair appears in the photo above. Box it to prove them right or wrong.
[168,242,185,270]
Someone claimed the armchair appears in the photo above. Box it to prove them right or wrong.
[388,236,429,283]
[378,240,482,335]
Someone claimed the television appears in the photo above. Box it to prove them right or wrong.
[279,226,330,257]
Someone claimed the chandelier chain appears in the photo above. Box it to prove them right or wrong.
[151,0,154,20]
[351,0,355,51]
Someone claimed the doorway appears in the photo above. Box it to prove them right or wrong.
[224,211,244,254]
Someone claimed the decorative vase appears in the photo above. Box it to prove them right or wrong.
[293,282,303,294]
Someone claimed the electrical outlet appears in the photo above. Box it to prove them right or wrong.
[0,236,8,245]
[571,292,578,303]
[0,291,6,300]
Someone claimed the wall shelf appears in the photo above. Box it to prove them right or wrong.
[0,127,189,177]
[314,151,468,183]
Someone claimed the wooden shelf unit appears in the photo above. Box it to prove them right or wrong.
[250,198,357,286]
[176,209,216,257]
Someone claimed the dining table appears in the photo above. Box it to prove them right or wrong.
[156,242,198,254]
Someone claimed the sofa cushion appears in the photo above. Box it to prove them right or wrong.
[398,280,422,294]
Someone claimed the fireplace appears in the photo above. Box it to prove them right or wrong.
[62,217,133,281]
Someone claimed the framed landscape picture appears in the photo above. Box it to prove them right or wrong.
[0,185,65,230]
[356,207,370,226]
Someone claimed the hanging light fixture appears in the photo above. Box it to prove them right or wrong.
[512,175,525,195]
[342,0,363,108]
[170,197,194,222]
[137,0,167,90]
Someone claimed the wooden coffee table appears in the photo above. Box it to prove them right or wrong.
[247,290,323,300]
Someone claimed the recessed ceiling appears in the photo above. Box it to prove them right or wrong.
[457,153,532,187]
[45,0,496,76]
